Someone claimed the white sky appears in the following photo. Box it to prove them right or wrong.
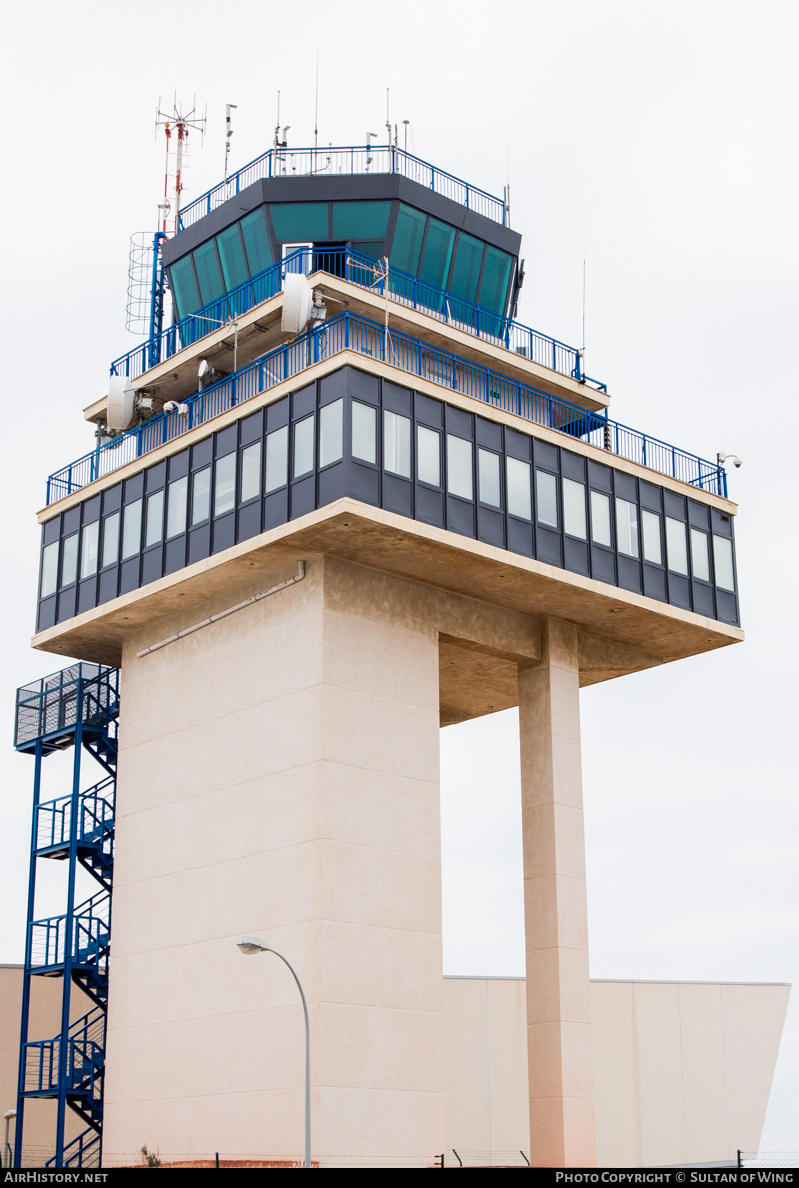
[0,0,796,1157]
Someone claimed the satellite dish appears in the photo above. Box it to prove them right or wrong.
[281,271,314,335]
[107,375,136,432]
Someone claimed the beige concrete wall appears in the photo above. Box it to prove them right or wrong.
[102,555,446,1167]
[444,977,790,1168]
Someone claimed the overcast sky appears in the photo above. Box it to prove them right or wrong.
[0,0,796,1157]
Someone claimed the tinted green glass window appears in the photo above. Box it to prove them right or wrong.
[270,203,328,243]
[193,241,224,305]
[332,201,390,240]
[478,246,513,314]
[419,218,456,288]
[449,233,484,304]
[391,205,426,273]
[169,256,200,318]
[217,225,248,290]
[353,240,385,261]
[240,209,273,275]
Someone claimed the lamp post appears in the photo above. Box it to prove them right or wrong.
[3,1110,16,1170]
[236,936,311,1169]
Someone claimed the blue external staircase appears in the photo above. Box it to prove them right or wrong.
[13,664,119,1169]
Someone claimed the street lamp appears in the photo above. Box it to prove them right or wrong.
[3,1110,16,1170]
[237,936,311,1169]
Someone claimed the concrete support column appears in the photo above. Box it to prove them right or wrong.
[518,618,596,1167]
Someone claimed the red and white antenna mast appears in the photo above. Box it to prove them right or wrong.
[155,96,207,234]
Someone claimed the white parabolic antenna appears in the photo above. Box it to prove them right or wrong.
[281,272,314,335]
[107,375,136,432]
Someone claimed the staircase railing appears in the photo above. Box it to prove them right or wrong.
[29,891,110,972]
[35,778,115,855]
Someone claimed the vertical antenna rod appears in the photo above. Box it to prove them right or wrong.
[224,104,237,181]
[156,99,206,234]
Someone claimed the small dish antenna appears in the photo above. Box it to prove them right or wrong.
[106,376,137,432]
[281,272,314,335]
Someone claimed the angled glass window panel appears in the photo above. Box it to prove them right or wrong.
[383,410,410,476]
[214,453,236,517]
[265,426,289,493]
[270,202,328,244]
[240,209,273,276]
[166,477,187,539]
[353,240,384,261]
[447,435,473,500]
[478,246,513,315]
[121,501,142,561]
[319,400,343,468]
[616,498,639,558]
[293,416,315,479]
[240,442,262,504]
[193,240,224,306]
[80,520,99,579]
[450,233,484,304]
[417,425,440,487]
[169,255,200,319]
[690,528,710,581]
[665,516,688,575]
[507,457,531,520]
[217,225,248,291]
[60,533,78,585]
[391,205,426,274]
[332,201,390,241]
[41,541,59,598]
[191,469,211,526]
[478,448,501,508]
[536,470,558,528]
[102,512,120,567]
[420,218,456,288]
[351,401,377,465]
[641,509,662,564]
[563,478,587,540]
[590,490,612,547]
[713,535,735,591]
[145,490,164,548]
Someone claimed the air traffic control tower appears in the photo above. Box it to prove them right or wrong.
[15,142,743,1169]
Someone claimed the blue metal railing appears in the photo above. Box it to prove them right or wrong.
[35,777,115,855]
[177,143,508,230]
[46,1131,101,1169]
[15,665,120,749]
[51,312,725,502]
[28,891,110,972]
[24,1008,105,1099]
[110,247,603,392]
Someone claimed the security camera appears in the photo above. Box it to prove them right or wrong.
[717,453,743,469]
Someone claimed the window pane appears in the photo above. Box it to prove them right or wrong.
[192,469,211,526]
[193,240,224,306]
[713,535,735,591]
[332,201,390,240]
[417,425,440,486]
[166,478,187,539]
[353,240,384,261]
[420,218,456,288]
[41,541,59,598]
[616,498,639,558]
[215,453,236,517]
[641,509,662,565]
[241,442,262,504]
[591,491,611,546]
[270,202,328,243]
[478,449,500,507]
[665,517,688,574]
[563,478,586,539]
[391,205,426,274]
[169,255,200,319]
[319,400,343,468]
[352,402,377,465]
[478,246,513,314]
[507,457,531,520]
[121,501,142,560]
[217,225,248,291]
[536,471,558,528]
[293,416,315,478]
[266,426,289,492]
[447,435,473,500]
[80,521,99,578]
[383,410,410,476]
[145,490,164,548]
[102,513,120,567]
[690,528,710,581]
[240,209,273,276]
[450,234,483,304]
